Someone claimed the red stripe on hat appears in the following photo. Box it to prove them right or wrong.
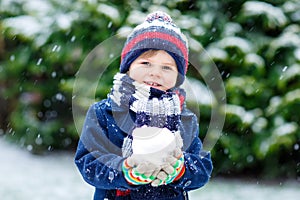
[122,31,188,73]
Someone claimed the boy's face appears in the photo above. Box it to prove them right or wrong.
[128,50,178,91]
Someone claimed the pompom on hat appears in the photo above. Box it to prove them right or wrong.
[120,11,189,86]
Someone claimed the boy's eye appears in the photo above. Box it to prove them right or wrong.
[162,66,173,70]
[141,61,151,66]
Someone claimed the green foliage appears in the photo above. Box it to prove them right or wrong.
[0,0,127,153]
[0,0,299,179]
[195,0,300,179]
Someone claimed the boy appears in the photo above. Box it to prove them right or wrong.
[75,11,213,200]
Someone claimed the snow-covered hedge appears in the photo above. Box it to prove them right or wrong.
[0,0,299,179]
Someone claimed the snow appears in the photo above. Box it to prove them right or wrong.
[1,0,78,47]
[182,77,212,105]
[273,123,297,136]
[216,36,253,53]
[22,0,53,16]
[1,138,300,200]
[241,1,288,28]
[3,15,51,39]
[206,47,228,61]
[131,127,179,165]
[0,138,93,200]
[295,48,300,61]
[97,4,120,23]
[285,89,300,103]
[267,29,300,58]
[177,15,199,30]
[244,53,265,69]
[226,104,256,125]
[126,10,146,25]
[251,117,268,133]
[191,178,300,200]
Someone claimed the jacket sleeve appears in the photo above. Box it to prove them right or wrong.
[169,109,213,191]
[74,102,138,191]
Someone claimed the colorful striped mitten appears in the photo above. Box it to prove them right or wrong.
[151,153,185,187]
[122,158,160,185]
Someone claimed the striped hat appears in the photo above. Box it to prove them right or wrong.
[120,11,189,86]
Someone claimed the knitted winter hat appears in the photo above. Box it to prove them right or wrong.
[120,11,189,86]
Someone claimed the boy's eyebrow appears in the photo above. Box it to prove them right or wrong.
[160,62,177,66]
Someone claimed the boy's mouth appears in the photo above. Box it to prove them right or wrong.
[144,81,162,87]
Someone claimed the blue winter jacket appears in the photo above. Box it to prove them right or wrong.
[75,98,213,200]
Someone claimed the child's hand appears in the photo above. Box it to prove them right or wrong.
[151,132,184,187]
[122,156,161,185]
[127,156,161,177]
[151,150,185,187]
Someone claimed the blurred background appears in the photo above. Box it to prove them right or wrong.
[0,0,300,199]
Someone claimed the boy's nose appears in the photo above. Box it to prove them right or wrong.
[149,65,161,77]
